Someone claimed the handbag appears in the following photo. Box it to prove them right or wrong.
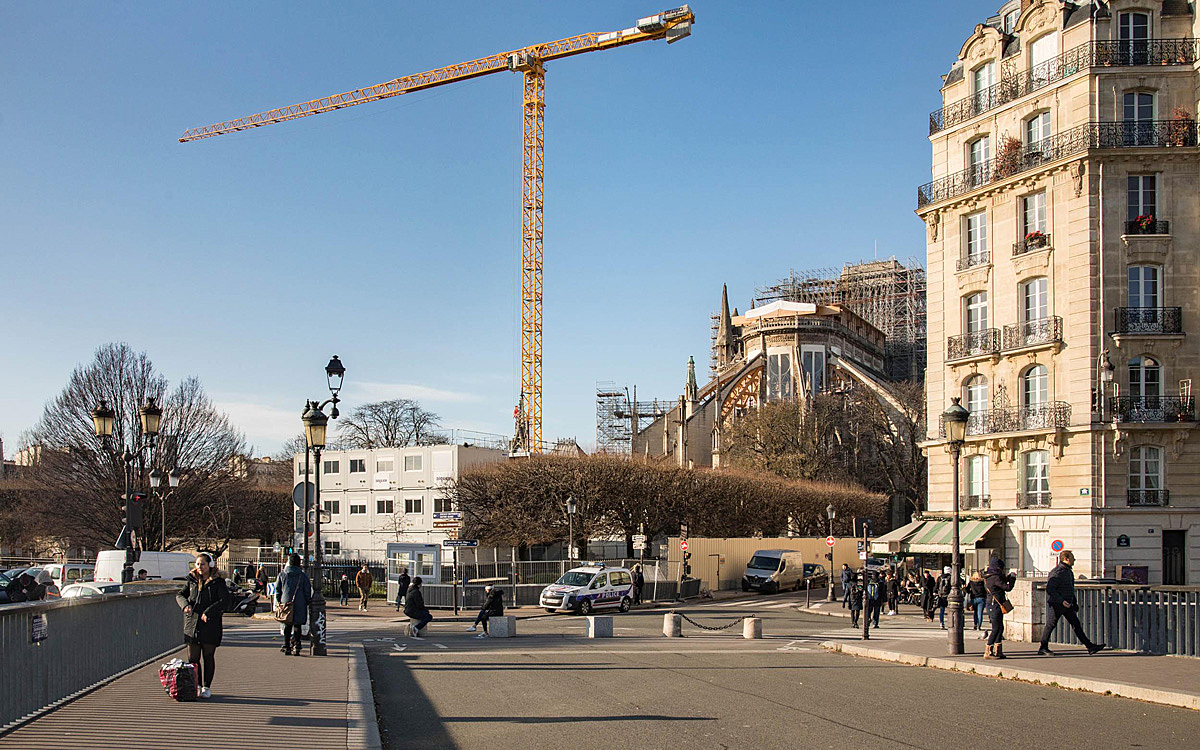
[273,601,293,623]
[996,595,1014,614]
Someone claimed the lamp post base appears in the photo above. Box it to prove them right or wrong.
[947,589,965,655]
[310,592,327,656]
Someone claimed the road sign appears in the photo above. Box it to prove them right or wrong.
[680,540,689,552]
[858,552,867,560]
[292,482,314,509]
[307,509,332,524]
[443,539,478,548]
[433,521,462,529]
[1051,539,1064,553]
[632,534,647,543]
[433,512,463,520]
[632,542,646,550]
[826,536,836,547]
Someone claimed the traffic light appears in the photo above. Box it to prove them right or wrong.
[121,492,145,531]
[285,546,295,556]
[863,518,874,537]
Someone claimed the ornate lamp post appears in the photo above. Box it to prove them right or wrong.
[942,397,970,655]
[566,496,577,561]
[149,468,183,551]
[301,355,344,656]
[826,503,837,602]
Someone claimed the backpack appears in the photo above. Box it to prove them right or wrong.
[866,582,880,599]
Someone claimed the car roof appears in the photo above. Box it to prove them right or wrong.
[567,566,629,574]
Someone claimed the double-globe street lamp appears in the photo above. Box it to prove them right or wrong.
[942,397,970,655]
[826,503,837,602]
[91,397,164,582]
[300,355,345,657]
[149,468,183,551]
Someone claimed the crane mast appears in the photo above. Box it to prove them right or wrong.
[180,7,694,453]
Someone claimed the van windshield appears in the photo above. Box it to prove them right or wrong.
[747,556,781,572]
[555,572,595,587]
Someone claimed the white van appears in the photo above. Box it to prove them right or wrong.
[94,551,194,583]
[42,563,94,590]
[741,549,804,594]
[539,564,635,615]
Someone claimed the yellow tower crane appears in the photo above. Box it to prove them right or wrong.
[180,6,695,454]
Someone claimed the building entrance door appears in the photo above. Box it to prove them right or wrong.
[1021,530,1050,577]
[1162,530,1186,585]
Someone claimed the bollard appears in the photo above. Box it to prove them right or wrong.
[743,616,762,639]
[489,615,517,638]
[663,612,682,637]
[586,615,613,638]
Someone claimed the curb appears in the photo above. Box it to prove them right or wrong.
[348,643,382,750]
[821,641,1200,711]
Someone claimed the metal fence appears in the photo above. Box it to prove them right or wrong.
[1046,584,1200,656]
[0,589,182,730]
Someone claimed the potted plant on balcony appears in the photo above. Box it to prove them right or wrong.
[1134,214,1156,233]
[1024,230,1048,249]
[1167,106,1195,147]
[993,135,1022,179]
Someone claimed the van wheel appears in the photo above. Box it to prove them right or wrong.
[618,597,631,613]
[579,599,593,616]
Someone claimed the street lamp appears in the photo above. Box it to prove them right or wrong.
[301,355,344,657]
[942,396,970,655]
[566,496,577,561]
[92,397,163,583]
[826,503,837,602]
[150,468,183,551]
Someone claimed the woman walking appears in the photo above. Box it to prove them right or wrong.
[966,570,987,630]
[920,570,936,622]
[275,554,312,656]
[404,576,433,638]
[176,553,229,699]
[984,555,1017,659]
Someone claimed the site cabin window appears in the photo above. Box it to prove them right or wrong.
[297,463,309,476]
[1022,192,1047,236]
[434,496,454,513]
[1128,265,1161,308]
[405,497,423,514]
[1128,175,1157,221]
[349,503,367,515]
[1129,355,1162,400]
[323,541,341,557]
[1023,450,1051,498]
[965,292,989,333]
[1129,445,1163,491]
[767,352,795,400]
[966,454,989,498]
[375,459,394,473]
[966,211,988,261]
[1025,112,1051,150]
[1022,364,1049,407]
[1022,277,1049,323]
[404,455,422,472]
[349,459,367,474]
[376,498,395,514]
[323,460,340,474]
[322,499,340,515]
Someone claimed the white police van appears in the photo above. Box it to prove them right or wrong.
[539,563,635,615]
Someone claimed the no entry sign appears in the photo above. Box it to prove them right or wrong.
[680,540,689,552]
[826,536,836,547]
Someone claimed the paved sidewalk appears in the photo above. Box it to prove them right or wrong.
[0,639,380,749]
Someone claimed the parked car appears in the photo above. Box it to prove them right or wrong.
[60,582,125,598]
[539,564,635,615]
[741,550,805,594]
[802,563,828,587]
[42,563,94,590]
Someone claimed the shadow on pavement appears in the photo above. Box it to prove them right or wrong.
[369,652,459,750]
[441,715,715,724]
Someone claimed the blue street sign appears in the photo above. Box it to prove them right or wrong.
[443,539,478,547]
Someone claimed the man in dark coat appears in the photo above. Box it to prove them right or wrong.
[404,576,433,638]
[395,569,411,612]
[840,564,854,608]
[1039,550,1105,656]
[631,565,645,606]
[866,571,886,627]
[920,570,937,621]
[275,554,312,656]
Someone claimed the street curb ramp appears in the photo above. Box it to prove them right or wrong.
[348,643,383,750]
[821,641,1200,711]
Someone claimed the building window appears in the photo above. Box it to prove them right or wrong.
[322,499,340,515]
[1003,8,1020,34]
[1025,112,1051,151]
[1128,175,1157,221]
[1119,11,1150,64]
[297,464,309,476]
[1022,364,1049,408]
[965,211,988,261]
[965,292,989,333]
[964,374,988,435]
[972,62,995,111]
[767,352,795,400]
[1022,192,1047,236]
[377,498,395,514]
[1029,33,1059,86]
[1023,450,1050,502]
[966,454,989,501]
[1123,91,1157,145]
[323,460,340,474]
[349,503,367,515]
[349,459,367,473]
[376,459,394,473]
[1129,446,1163,491]
[1021,277,1049,323]
[405,496,423,514]
[967,137,991,185]
[434,496,454,513]
[404,455,422,472]
[1129,355,1162,400]
[1128,265,1161,308]
[323,541,341,556]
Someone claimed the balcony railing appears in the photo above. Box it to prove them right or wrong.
[938,401,1071,437]
[930,39,1199,134]
[1127,489,1170,507]
[918,120,1198,208]
[1003,316,1063,350]
[1124,219,1171,235]
[960,494,991,510]
[947,329,1000,360]
[956,251,990,272]
[1013,233,1050,255]
[1017,491,1052,509]
[1114,307,1183,335]
[1109,396,1196,423]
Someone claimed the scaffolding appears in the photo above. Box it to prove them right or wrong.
[595,381,674,455]
[745,256,927,382]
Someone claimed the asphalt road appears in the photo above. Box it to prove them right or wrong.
[359,592,1200,750]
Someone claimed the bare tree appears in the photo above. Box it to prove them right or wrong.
[337,399,445,448]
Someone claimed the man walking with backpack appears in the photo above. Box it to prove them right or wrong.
[1038,550,1106,656]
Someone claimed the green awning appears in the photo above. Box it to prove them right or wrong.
[870,519,997,555]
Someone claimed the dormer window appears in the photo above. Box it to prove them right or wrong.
[1003,9,1020,35]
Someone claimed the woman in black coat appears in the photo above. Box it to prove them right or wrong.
[984,555,1017,659]
[176,553,229,698]
[920,570,937,621]
[403,576,433,638]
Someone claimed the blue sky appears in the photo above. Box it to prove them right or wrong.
[1,1,995,454]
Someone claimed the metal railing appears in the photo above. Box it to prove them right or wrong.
[0,589,182,730]
[930,38,1200,134]
[1002,316,1063,350]
[956,251,990,272]
[918,120,1199,207]
[1046,584,1200,656]
[1114,307,1183,335]
[939,401,1071,437]
[1017,491,1052,509]
[1013,234,1051,255]
[1109,396,1196,423]
[960,494,990,510]
[1124,219,1171,235]
[1127,489,1170,507]
[947,329,1000,360]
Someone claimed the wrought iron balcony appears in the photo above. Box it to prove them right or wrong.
[929,39,1199,135]
[1017,491,1052,509]
[1124,219,1171,235]
[1003,316,1063,350]
[918,120,1198,208]
[947,329,1000,360]
[960,494,991,510]
[1127,489,1169,507]
[938,401,1071,437]
[1013,233,1050,256]
[1114,307,1183,335]
[956,251,990,272]
[1109,396,1196,423]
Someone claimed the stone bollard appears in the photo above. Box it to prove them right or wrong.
[663,612,682,637]
[743,617,762,639]
[489,615,517,638]
[586,615,613,638]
